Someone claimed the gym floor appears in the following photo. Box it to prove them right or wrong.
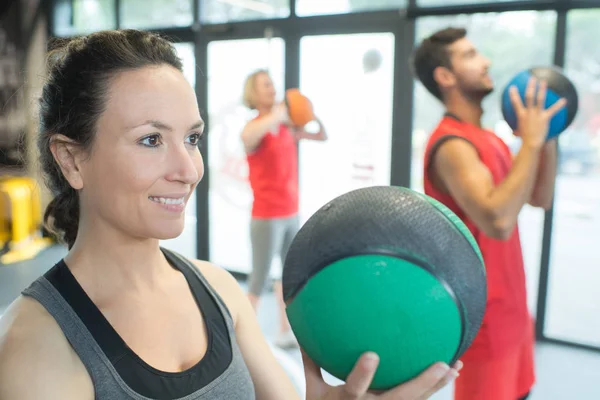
[1,245,598,399]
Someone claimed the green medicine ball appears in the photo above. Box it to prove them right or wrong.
[282,186,486,390]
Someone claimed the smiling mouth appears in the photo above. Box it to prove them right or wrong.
[149,196,185,205]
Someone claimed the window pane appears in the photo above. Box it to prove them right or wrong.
[412,11,556,316]
[120,0,193,29]
[53,0,115,37]
[201,0,290,24]
[159,43,199,259]
[207,38,285,275]
[174,42,197,88]
[296,0,406,17]
[299,33,394,224]
[545,9,600,348]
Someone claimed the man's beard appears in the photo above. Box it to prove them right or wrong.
[461,84,494,103]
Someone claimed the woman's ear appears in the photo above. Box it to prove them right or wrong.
[49,134,85,190]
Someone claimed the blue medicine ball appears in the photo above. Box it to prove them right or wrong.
[501,66,579,140]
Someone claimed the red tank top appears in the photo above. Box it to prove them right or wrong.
[423,114,530,360]
[246,123,298,218]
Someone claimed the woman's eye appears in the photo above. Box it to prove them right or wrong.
[140,134,161,147]
[187,132,203,146]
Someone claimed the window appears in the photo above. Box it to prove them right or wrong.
[206,38,285,275]
[201,0,290,24]
[174,42,197,88]
[53,0,115,37]
[545,9,600,348]
[299,33,395,224]
[296,0,406,17]
[412,11,557,315]
[120,0,193,29]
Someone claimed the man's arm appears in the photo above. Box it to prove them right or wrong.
[528,139,558,210]
[433,138,542,240]
[433,77,566,239]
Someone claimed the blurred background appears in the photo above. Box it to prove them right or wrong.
[0,0,599,398]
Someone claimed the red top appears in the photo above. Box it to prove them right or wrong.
[423,114,531,360]
[246,122,298,218]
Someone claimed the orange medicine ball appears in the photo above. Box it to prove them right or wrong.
[285,88,315,127]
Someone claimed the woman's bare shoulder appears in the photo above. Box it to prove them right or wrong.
[0,295,64,356]
[189,260,247,325]
[0,296,93,399]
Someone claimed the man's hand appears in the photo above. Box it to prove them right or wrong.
[509,77,567,150]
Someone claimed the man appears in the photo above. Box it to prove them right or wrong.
[411,27,566,400]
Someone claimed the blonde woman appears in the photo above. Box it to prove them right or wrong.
[241,69,326,348]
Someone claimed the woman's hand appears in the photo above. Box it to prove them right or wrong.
[303,350,461,400]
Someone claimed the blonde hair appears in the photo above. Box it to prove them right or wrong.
[243,69,269,109]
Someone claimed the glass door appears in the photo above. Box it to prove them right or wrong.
[298,33,396,224]
[206,37,285,275]
[544,9,600,348]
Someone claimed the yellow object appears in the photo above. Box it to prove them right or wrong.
[0,176,52,265]
[1,237,53,264]
[0,177,43,234]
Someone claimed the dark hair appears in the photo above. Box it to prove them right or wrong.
[38,29,183,249]
[411,27,467,100]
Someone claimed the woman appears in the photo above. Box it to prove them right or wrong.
[0,29,460,399]
[241,70,326,349]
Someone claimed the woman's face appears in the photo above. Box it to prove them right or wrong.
[78,65,204,240]
[253,72,276,109]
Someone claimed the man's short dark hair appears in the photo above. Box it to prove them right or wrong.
[411,27,467,100]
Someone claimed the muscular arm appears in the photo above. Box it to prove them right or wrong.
[0,297,93,400]
[433,138,542,240]
[528,139,558,210]
[193,261,300,400]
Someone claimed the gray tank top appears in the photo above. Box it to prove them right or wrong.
[22,249,256,400]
